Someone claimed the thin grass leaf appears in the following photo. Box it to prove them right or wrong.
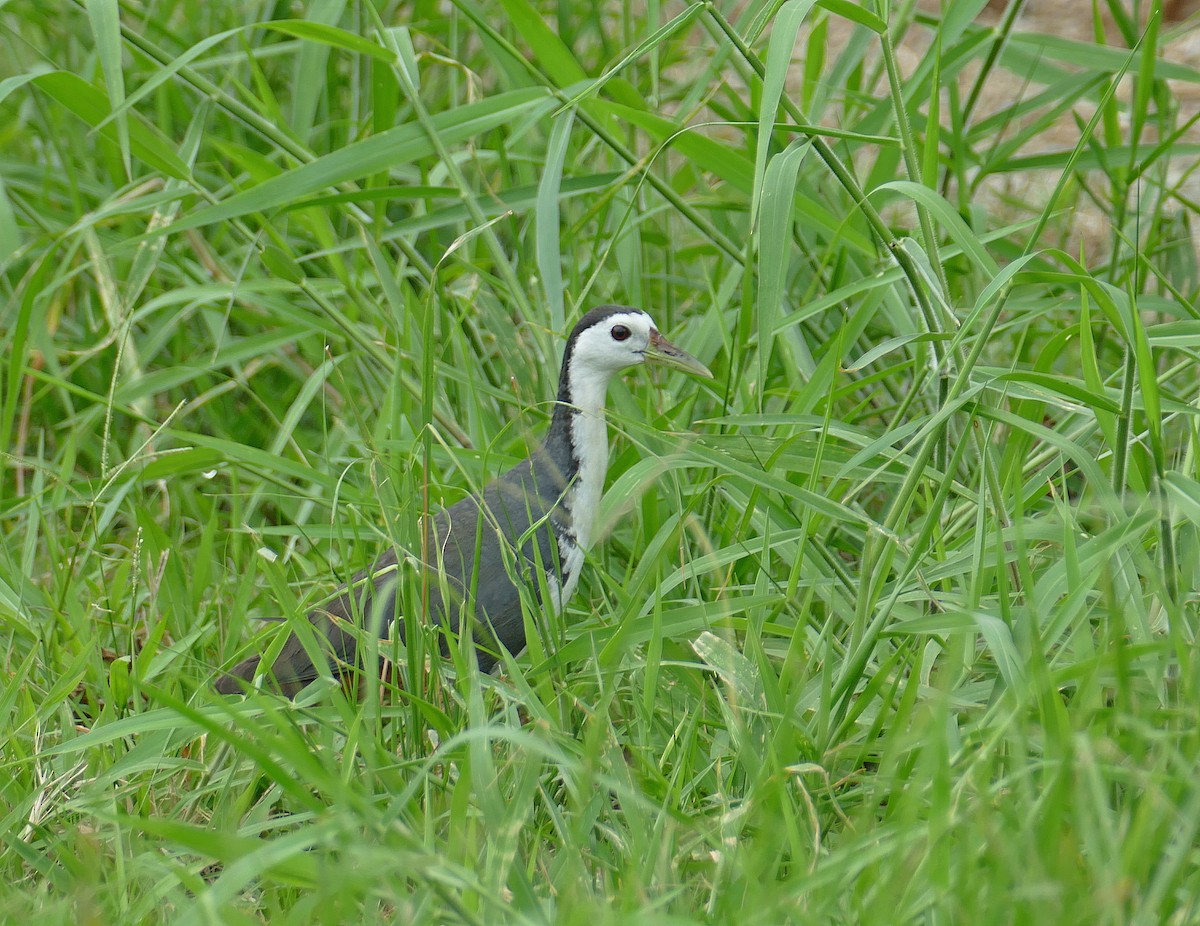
[757,138,811,391]
[874,179,999,276]
[536,110,573,332]
[818,0,885,33]
[752,0,819,223]
[29,70,189,179]
[493,0,587,85]
[265,18,397,63]
[553,3,707,114]
[166,88,555,233]
[86,0,130,178]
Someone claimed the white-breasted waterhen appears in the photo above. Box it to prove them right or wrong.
[215,305,712,696]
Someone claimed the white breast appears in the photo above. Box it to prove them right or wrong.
[543,529,585,615]
[566,404,609,549]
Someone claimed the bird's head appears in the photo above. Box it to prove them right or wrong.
[566,306,713,384]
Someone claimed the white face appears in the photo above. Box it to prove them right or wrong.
[571,310,658,376]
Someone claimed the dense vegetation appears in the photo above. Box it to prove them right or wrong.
[3,1,1199,922]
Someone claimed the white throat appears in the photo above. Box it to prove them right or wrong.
[563,361,613,550]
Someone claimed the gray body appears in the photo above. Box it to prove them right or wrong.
[218,450,570,695]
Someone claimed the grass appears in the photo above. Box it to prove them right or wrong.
[2,0,1200,922]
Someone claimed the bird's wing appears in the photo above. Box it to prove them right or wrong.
[216,458,569,693]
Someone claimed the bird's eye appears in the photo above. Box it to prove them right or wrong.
[611,324,631,341]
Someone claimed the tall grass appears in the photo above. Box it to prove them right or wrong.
[2,0,1199,922]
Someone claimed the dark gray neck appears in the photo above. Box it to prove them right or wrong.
[531,345,611,548]
[539,385,581,486]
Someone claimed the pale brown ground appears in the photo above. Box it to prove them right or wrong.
[811,1,1200,265]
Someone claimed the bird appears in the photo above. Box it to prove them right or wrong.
[216,305,712,696]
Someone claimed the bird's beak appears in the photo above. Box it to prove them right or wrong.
[645,329,713,379]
